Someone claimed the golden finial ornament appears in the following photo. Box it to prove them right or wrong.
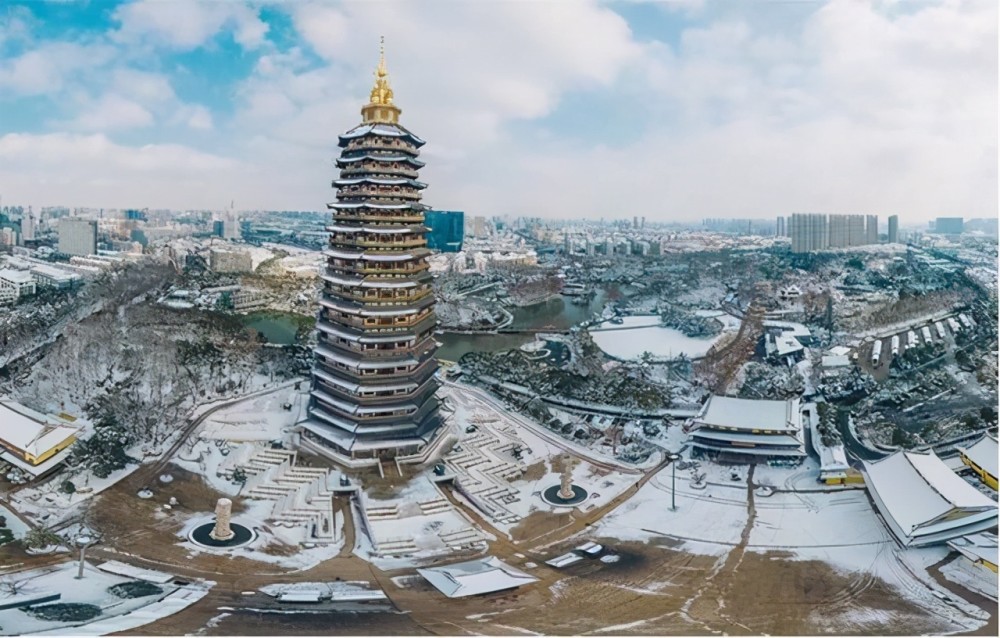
[362,35,401,124]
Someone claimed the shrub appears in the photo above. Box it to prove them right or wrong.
[60,480,76,494]
[108,581,164,599]
[0,528,14,546]
[23,603,102,622]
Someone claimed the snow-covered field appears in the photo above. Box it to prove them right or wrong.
[590,315,728,360]
[196,390,306,442]
[594,469,748,554]
[0,561,210,636]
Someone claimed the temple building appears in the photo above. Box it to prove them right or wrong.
[299,40,442,461]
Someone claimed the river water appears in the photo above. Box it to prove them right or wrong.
[435,288,611,362]
[241,311,307,345]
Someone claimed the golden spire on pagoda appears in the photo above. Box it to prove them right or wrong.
[362,36,401,124]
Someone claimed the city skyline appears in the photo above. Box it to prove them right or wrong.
[0,0,996,222]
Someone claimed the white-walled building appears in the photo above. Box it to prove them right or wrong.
[0,268,36,301]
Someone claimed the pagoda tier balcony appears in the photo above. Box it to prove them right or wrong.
[337,188,423,202]
[324,260,430,277]
[329,234,426,249]
[318,331,436,359]
[332,211,427,224]
[309,391,440,428]
[344,137,421,155]
[319,306,434,331]
[312,366,438,404]
[339,164,419,179]
[323,284,433,305]
[318,309,436,339]
[336,152,425,168]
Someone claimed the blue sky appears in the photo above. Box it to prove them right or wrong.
[0,0,995,222]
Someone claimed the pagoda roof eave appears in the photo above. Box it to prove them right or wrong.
[338,123,426,148]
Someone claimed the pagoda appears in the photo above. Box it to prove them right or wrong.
[300,39,442,460]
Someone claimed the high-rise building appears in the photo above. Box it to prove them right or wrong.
[300,42,442,460]
[865,215,878,245]
[790,213,829,253]
[888,215,898,243]
[424,210,464,253]
[21,208,35,241]
[935,217,964,235]
[847,215,866,246]
[58,217,97,256]
[828,214,849,248]
[776,216,785,237]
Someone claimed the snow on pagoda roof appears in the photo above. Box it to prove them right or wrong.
[337,153,424,166]
[958,435,998,480]
[326,224,423,234]
[694,396,800,433]
[418,556,538,598]
[328,201,428,211]
[863,451,997,545]
[339,123,425,146]
[333,177,427,189]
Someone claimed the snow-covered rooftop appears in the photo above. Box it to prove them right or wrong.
[821,355,851,368]
[0,400,78,460]
[417,556,537,598]
[694,396,800,433]
[863,451,998,547]
[0,268,33,284]
[947,532,998,567]
[958,435,998,480]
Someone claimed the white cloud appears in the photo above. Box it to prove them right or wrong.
[111,0,269,50]
[68,94,155,131]
[0,42,115,95]
[1,0,994,222]
[0,132,240,208]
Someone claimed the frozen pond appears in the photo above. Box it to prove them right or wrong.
[590,315,727,360]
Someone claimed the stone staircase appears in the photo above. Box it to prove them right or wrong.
[223,443,337,542]
[443,423,528,525]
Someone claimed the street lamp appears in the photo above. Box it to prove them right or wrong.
[667,452,681,511]
[74,533,95,580]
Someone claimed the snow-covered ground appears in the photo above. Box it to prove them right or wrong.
[0,561,210,636]
[173,500,345,571]
[442,385,640,532]
[590,315,729,360]
[593,467,748,555]
[196,389,306,442]
[1,503,31,540]
[940,556,998,601]
[590,458,990,633]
